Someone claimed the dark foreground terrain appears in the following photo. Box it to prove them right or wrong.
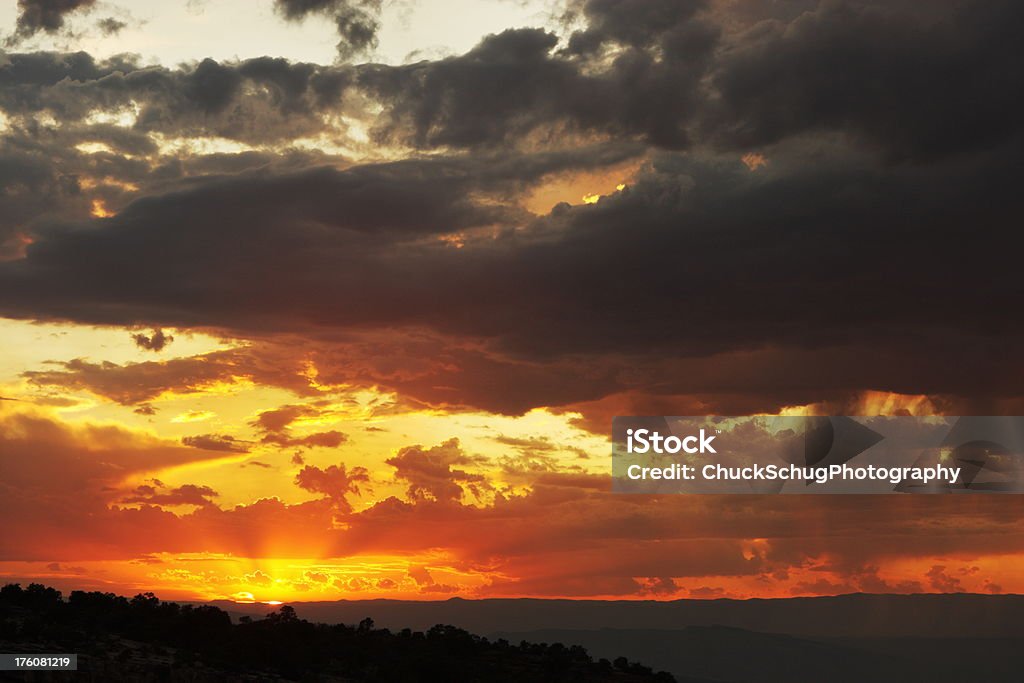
[0,584,673,682]
[217,592,1024,683]
[493,626,1024,683]
[5,585,1024,682]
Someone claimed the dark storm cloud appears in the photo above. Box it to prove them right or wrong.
[564,0,707,54]
[363,0,1022,156]
[8,0,96,43]
[0,142,641,323]
[0,144,80,248]
[702,0,1024,161]
[2,103,637,274]
[274,0,381,60]
[0,28,704,151]
[1,0,1023,415]
[5,137,1022,413]
[0,52,355,142]
[9,143,1022,343]
[362,23,717,149]
[2,2,1021,158]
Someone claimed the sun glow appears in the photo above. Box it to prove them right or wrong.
[779,391,941,417]
[90,199,114,218]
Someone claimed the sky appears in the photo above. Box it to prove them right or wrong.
[0,0,1022,603]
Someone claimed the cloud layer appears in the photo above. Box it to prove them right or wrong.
[1,0,1022,600]
[1,1,1021,418]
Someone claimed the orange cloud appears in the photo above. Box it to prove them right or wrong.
[3,400,1024,601]
[294,463,369,512]
[386,439,490,503]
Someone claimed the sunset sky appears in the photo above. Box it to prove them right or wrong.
[1,0,1022,603]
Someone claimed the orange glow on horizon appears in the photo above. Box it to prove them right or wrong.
[3,550,1022,604]
[2,316,1020,604]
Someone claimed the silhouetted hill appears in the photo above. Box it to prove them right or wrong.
[207,593,1024,683]
[0,584,674,682]
[491,627,1024,683]
[212,593,1024,638]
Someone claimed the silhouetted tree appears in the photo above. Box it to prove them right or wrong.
[0,582,676,682]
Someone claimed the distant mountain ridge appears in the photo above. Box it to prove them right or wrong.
[490,626,1024,683]
[211,593,1024,639]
